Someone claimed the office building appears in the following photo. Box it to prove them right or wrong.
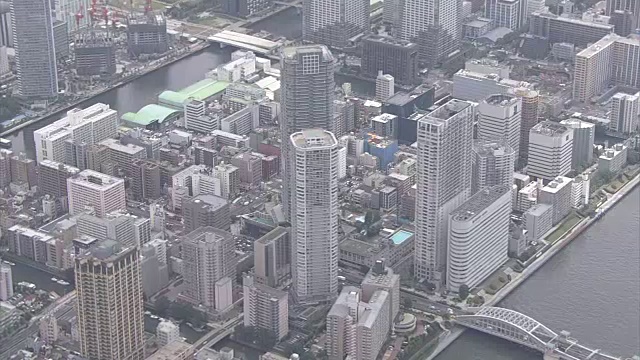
[605,0,640,31]
[573,34,640,102]
[74,32,117,76]
[213,163,239,199]
[231,152,263,186]
[394,0,463,66]
[223,0,272,17]
[485,0,526,30]
[0,45,8,78]
[559,118,595,169]
[361,260,400,328]
[182,227,237,311]
[99,137,147,178]
[243,275,289,340]
[447,184,511,292]
[182,195,231,233]
[131,158,162,201]
[0,149,11,188]
[509,87,540,162]
[11,0,58,100]
[34,104,119,164]
[478,94,522,161]
[599,143,628,173]
[141,239,169,297]
[375,72,395,102]
[10,153,38,189]
[75,241,144,360]
[77,211,147,248]
[53,21,70,59]
[280,45,336,221]
[302,0,369,48]
[415,100,474,283]
[361,34,418,85]
[0,2,12,47]
[570,175,590,208]
[185,99,219,133]
[6,226,53,264]
[609,92,639,134]
[156,321,180,347]
[371,113,397,138]
[453,70,533,102]
[472,139,516,194]
[67,170,126,217]
[527,121,573,181]
[39,160,80,198]
[220,104,259,136]
[254,226,291,288]
[39,315,59,345]
[0,263,12,301]
[538,176,573,225]
[290,129,339,302]
[524,203,553,242]
[326,287,390,360]
[528,12,614,47]
[126,13,168,56]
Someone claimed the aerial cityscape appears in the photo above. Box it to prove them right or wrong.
[0,0,638,359]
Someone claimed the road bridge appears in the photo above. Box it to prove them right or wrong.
[455,307,623,360]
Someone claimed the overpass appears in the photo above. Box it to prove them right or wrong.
[455,307,623,360]
[208,30,282,55]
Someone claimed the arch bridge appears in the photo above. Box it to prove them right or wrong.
[455,307,622,360]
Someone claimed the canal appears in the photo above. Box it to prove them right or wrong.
[5,9,639,357]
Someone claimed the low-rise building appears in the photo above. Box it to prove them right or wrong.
[538,176,573,225]
[598,144,628,174]
[524,204,553,242]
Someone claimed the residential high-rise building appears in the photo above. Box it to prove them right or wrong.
[446,184,511,292]
[75,241,145,360]
[182,195,231,233]
[213,163,239,199]
[10,153,38,189]
[415,99,474,283]
[290,129,339,302]
[605,0,640,32]
[361,260,400,328]
[375,72,395,102]
[141,239,169,298]
[609,92,639,134]
[453,69,533,102]
[182,227,237,311]
[527,121,573,181]
[67,170,126,217]
[528,12,614,47]
[485,0,526,30]
[361,34,418,85]
[280,45,336,221]
[0,2,12,47]
[477,94,522,162]
[34,104,119,164]
[302,0,369,48]
[254,226,291,288]
[326,287,390,360]
[77,211,148,248]
[472,139,516,194]
[0,149,11,189]
[39,160,80,199]
[538,176,573,224]
[395,0,463,66]
[131,158,162,201]
[573,34,640,102]
[509,87,540,163]
[559,118,595,170]
[11,0,58,100]
[243,275,289,341]
[0,263,13,301]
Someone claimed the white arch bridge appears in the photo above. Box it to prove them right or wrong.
[455,307,624,360]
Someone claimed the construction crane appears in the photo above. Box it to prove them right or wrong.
[74,5,85,29]
[144,0,152,14]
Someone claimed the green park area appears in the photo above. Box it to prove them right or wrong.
[545,212,583,244]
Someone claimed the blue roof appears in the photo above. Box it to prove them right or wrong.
[391,230,413,245]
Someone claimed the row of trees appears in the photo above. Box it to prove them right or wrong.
[154,297,208,328]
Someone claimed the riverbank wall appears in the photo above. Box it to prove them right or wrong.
[427,174,640,360]
[0,42,211,138]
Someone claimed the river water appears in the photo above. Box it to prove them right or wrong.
[6,8,640,358]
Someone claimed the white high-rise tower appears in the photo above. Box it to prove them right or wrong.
[290,129,339,302]
[303,0,370,48]
[415,99,474,284]
[478,94,522,165]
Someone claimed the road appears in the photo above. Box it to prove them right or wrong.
[0,292,77,358]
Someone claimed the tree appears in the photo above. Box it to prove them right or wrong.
[155,296,171,317]
[458,284,470,300]
[403,297,413,309]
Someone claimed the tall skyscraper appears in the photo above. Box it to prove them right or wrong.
[0,2,12,47]
[527,121,574,181]
[472,139,516,194]
[477,94,522,164]
[415,99,474,283]
[609,92,639,134]
[509,87,539,163]
[75,241,145,360]
[67,170,126,217]
[182,227,237,312]
[605,0,640,31]
[280,45,336,221]
[395,0,463,67]
[290,129,339,302]
[302,0,370,48]
[446,184,511,292]
[559,118,596,170]
[11,0,58,100]
[254,226,291,288]
[485,0,526,30]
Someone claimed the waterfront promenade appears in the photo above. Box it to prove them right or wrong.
[428,174,640,360]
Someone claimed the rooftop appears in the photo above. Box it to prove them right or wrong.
[540,176,573,193]
[99,138,146,155]
[473,139,515,157]
[291,129,337,148]
[187,194,229,211]
[363,33,417,48]
[390,229,414,245]
[70,169,124,188]
[256,226,288,245]
[159,78,229,105]
[559,118,596,129]
[526,203,553,216]
[282,44,334,61]
[451,184,511,222]
[427,99,472,121]
[530,121,571,137]
[121,104,180,126]
[484,94,519,106]
[39,159,81,174]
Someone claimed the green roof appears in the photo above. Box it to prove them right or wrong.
[158,78,229,108]
[121,104,180,126]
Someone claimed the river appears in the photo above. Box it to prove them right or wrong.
[5,12,639,357]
